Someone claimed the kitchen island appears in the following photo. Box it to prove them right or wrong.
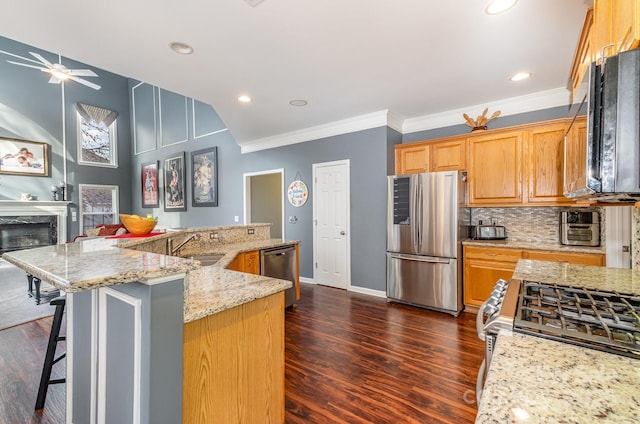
[2,224,294,424]
[476,260,640,423]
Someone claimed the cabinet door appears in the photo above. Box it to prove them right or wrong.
[243,250,260,275]
[395,145,429,175]
[468,131,523,205]
[227,253,244,272]
[527,124,574,204]
[430,139,466,171]
[563,116,588,196]
[525,250,605,266]
[463,259,517,308]
[569,8,594,99]
[613,0,640,53]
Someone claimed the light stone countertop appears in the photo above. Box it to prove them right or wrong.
[475,331,640,424]
[462,239,605,254]
[1,233,295,323]
[513,259,640,294]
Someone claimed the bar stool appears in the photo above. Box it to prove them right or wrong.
[26,273,59,305]
[35,295,66,410]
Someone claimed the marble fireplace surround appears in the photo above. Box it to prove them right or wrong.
[0,201,70,245]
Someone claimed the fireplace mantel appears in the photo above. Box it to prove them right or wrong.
[0,201,71,243]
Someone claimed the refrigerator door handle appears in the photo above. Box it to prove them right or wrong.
[388,253,451,264]
[414,178,422,253]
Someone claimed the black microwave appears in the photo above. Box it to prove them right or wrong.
[564,48,640,202]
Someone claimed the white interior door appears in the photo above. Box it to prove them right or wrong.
[313,160,350,289]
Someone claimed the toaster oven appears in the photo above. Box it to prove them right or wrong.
[472,225,506,240]
[560,211,600,247]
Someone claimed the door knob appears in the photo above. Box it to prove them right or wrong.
[340,231,346,235]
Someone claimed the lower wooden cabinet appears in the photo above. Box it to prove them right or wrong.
[463,245,606,310]
[463,246,522,308]
[227,250,260,274]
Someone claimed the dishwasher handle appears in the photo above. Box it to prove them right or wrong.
[262,245,296,256]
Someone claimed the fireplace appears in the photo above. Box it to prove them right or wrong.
[0,201,69,254]
[0,216,57,254]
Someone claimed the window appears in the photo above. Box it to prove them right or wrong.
[79,184,119,234]
[76,103,118,167]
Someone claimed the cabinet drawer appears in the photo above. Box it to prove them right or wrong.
[524,250,605,266]
[464,246,523,263]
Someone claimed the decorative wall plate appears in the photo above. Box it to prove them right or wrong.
[288,180,308,207]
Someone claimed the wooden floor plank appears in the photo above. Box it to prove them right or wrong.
[0,282,483,423]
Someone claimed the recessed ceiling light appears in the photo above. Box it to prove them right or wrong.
[289,99,308,107]
[510,72,531,81]
[485,0,518,15]
[169,42,194,55]
[238,95,252,103]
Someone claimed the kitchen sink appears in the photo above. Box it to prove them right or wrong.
[186,254,225,267]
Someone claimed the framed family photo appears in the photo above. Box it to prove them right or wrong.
[191,147,218,207]
[0,137,49,176]
[163,152,187,212]
[141,161,159,208]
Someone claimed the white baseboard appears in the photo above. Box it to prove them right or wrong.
[300,277,387,299]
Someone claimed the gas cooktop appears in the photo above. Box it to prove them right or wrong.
[514,280,640,359]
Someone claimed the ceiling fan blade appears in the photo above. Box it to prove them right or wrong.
[68,69,98,77]
[29,52,54,68]
[6,60,44,70]
[68,75,101,90]
[48,75,62,84]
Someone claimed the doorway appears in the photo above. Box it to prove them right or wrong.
[243,169,284,239]
[312,160,350,290]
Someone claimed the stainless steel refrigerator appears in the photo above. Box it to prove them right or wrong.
[386,170,468,316]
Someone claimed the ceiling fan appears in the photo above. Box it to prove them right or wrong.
[6,51,101,90]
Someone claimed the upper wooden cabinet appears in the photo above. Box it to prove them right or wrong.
[468,130,523,205]
[395,144,429,175]
[430,139,466,172]
[563,116,588,197]
[526,123,573,204]
[570,1,640,96]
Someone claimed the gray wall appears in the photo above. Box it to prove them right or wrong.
[0,36,132,241]
[250,173,283,238]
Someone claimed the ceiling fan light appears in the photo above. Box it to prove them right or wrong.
[49,68,70,80]
[485,0,518,15]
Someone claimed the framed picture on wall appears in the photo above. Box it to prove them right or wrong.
[163,152,187,212]
[191,147,218,207]
[0,137,49,176]
[141,161,159,208]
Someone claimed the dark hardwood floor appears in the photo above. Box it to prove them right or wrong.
[0,283,483,423]
[285,284,483,423]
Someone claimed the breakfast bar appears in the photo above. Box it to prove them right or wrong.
[2,224,294,424]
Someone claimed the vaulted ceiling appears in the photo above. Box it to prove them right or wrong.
[3,0,590,150]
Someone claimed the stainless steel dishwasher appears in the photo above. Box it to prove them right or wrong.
[261,245,297,308]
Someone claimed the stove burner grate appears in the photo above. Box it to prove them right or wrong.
[514,281,640,358]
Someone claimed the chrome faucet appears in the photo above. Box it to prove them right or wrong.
[168,233,200,255]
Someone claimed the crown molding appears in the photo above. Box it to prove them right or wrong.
[240,110,391,154]
[239,88,572,153]
[401,87,571,134]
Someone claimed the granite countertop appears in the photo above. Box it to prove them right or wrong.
[476,331,640,424]
[462,239,605,255]
[513,259,640,294]
[1,233,295,323]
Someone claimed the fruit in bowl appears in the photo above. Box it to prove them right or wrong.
[119,214,157,235]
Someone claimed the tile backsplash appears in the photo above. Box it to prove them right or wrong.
[471,207,605,245]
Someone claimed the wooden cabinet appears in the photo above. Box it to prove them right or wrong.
[395,144,429,175]
[468,131,523,205]
[463,246,523,308]
[227,250,260,275]
[612,0,640,53]
[569,7,594,100]
[430,139,466,171]
[526,123,573,204]
[463,245,606,309]
[563,116,588,197]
